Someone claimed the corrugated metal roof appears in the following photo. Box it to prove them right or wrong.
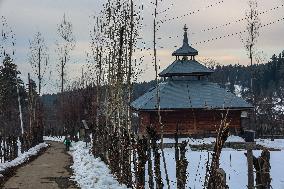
[172,43,198,56]
[159,59,214,77]
[131,80,253,110]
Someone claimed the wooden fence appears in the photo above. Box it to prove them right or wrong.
[0,133,42,163]
[92,126,189,189]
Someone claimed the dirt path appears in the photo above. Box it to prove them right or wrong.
[3,141,78,189]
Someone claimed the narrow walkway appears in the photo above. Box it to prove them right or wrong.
[3,142,77,189]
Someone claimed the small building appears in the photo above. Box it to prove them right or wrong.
[131,25,253,136]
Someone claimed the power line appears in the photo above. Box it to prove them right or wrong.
[158,0,225,24]
[156,4,284,41]
[193,4,284,35]
[136,12,284,51]
[136,15,284,51]
[192,17,284,45]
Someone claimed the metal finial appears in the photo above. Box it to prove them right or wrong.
[184,24,188,32]
[183,24,189,45]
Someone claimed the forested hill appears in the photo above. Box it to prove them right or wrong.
[133,51,284,101]
[211,51,284,97]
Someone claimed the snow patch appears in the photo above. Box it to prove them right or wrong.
[0,143,48,176]
[226,135,245,143]
[157,148,284,188]
[234,84,242,97]
[256,139,284,150]
[69,141,128,189]
[158,135,245,145]
[43,136,64,142]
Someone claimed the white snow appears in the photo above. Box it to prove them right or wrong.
[146,137,284,188]
[69,141,128,189]
[272,97,284,113]
[256,139,284,150]
[234,84,242,97]
[0,142,48,176]
[43,136,64,142]
[226,135,245,143]
[67,137,284,189]
[274,105,284,112]
[149,148,284,189]
[159,135,245,145]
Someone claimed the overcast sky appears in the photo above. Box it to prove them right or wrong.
[0,0,284,94]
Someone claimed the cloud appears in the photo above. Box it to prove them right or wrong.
[1,0,284,92]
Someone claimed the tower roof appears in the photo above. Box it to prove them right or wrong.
[172,25,198,57]
[159,59,213,77]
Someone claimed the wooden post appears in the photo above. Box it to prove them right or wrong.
[177,141,188,189]
[216,168,228,189]
[147,134,154,189]
[253,148,271,189]
[148,127,163,189]
[137,137,147,189]
[246,143,254,189]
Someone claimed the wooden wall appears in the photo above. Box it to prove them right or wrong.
[138,109,242,136]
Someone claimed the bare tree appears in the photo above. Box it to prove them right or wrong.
[205,112,230,189]
[0,16,15,62]
[242,0,261,91]
[153,0,170,188]
[28,31,49,95]
[56,14,75,93]
[87,1,144,187]
[241,3,261,174]
[242,0,261,151]
[200,58,220,70]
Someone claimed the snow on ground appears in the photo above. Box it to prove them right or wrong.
[274,104,284,112]
[66,136,283,189]
[147,137,284,188]
[256,139,284,150]
[158,137,215,144]
[150,148,284,189]
[69,141,128,189]
[0,142,48,177]
[226,135,246,143]
[234,84,243,97]
[159,135,245,145]
[43,136,64,142]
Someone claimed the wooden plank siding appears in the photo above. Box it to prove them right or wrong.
[138,110,242,136]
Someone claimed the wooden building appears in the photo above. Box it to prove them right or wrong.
[131,25,253,136]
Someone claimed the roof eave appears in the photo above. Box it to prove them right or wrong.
[131,107,254,111]
[172,52,198,56]
[159,72,213,77]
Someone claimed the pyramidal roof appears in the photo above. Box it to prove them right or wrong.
[131,80,253,110]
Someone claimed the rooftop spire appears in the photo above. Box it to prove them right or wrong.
[172,25,198,57]
[183,24,189,45]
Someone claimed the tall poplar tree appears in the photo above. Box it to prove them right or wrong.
[56,14,75,93]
